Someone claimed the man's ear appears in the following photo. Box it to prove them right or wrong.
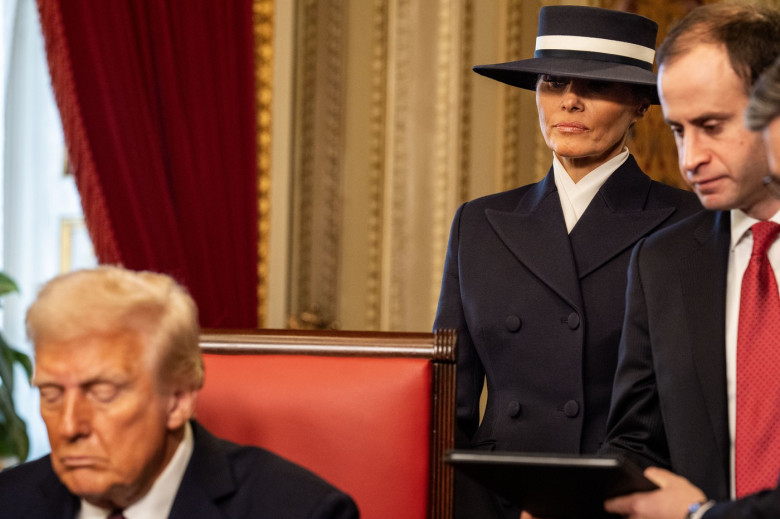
[166,389,198,430]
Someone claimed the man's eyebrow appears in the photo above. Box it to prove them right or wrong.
[31,373,57,387]
[32,375,124,388]
[691,112,732,124]
[664,113,733,127]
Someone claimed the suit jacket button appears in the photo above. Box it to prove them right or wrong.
[566,312,580,330]
[507,401,522,418]
[563,400,579,417]
[505,315,522,332]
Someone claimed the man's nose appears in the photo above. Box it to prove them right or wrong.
[58,392,92,440]
[681,132,710,176]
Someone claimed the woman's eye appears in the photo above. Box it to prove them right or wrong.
[587,81,610,93]
[541,75,567,88]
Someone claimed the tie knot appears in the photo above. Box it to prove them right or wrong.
[107,510,125,519]
[750,221,780,257]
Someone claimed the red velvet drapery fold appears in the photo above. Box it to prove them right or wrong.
[36,0,258,328]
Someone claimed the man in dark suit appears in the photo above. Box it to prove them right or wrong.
[601,4,780,519]
[0,266,358,519]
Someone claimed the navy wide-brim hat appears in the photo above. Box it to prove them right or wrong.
[474,6,659,103]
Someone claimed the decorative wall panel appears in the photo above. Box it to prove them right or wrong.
[288,0,346,329]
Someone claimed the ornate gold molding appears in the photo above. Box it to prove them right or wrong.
[431,0,455,322]
[386,0,413,331]
[502,0,526,190]
[459,0,474,205]
[288,0,346,329]
[320,0,346,326]
[253,0,273,327]
[429,0,477,319]
[366,0,389,330]
[295,0,317,316]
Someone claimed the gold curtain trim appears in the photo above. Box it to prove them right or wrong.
[254,0,274,327]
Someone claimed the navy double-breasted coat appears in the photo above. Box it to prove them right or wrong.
[435,156,701,457]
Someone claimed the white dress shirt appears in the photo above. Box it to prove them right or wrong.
[725,208,780,499]
[552,147,630,233]
[78,421,195,519]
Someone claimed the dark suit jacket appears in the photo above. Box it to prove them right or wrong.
[602,210,731,499]
[434,156,700,517]
[603,211,780,519]
[602,210,780,518]
[0,420,359,519]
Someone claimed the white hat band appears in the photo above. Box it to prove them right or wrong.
[535,35,655,66]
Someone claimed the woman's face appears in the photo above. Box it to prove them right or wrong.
[536,75,647,181]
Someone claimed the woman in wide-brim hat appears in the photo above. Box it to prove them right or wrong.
[433,6,701,519]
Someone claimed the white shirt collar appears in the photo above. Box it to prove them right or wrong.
[553,147,630,233]
[729,208,780,252]
[78,421,195,519]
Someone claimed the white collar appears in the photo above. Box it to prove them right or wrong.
[729,208,780,252]
[553,147,629,233]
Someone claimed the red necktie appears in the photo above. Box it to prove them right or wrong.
[107,510,126,519]
[736,221,780,497]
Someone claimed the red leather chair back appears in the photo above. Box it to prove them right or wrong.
[194,330,455,519]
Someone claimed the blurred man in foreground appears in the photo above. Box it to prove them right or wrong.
[0,266,359,519]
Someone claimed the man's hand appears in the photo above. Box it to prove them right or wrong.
[603,466,707,519]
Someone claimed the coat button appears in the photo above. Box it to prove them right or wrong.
[563,400,579,417]
[566,312,580,330]
[507,401,522,418]
[505,315,522,332]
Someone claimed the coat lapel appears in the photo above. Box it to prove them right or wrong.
[486,156,681,309]
[486,171,583,310]
[679,211,731,473]
[168,421,235,519]
[569,156,677,278]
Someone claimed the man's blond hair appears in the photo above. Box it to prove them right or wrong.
[26,266,204,390]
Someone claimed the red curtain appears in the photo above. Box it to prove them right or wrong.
[36,0,258,328]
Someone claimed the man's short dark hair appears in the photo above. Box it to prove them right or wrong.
[657,3,780,94]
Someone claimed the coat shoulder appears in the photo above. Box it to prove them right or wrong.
[0,455,50,493]
[0,455,75,517]
[644,208,717,246]
[461,184,535,212]
[646,180,701,215]
[203,433,360,519]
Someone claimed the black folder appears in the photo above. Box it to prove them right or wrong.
[445,450,658,518]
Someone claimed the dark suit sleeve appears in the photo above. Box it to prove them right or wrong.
[703,488,780,519]
[433,202,484,447]
[307,490,360,519]
[600,238,672,469]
